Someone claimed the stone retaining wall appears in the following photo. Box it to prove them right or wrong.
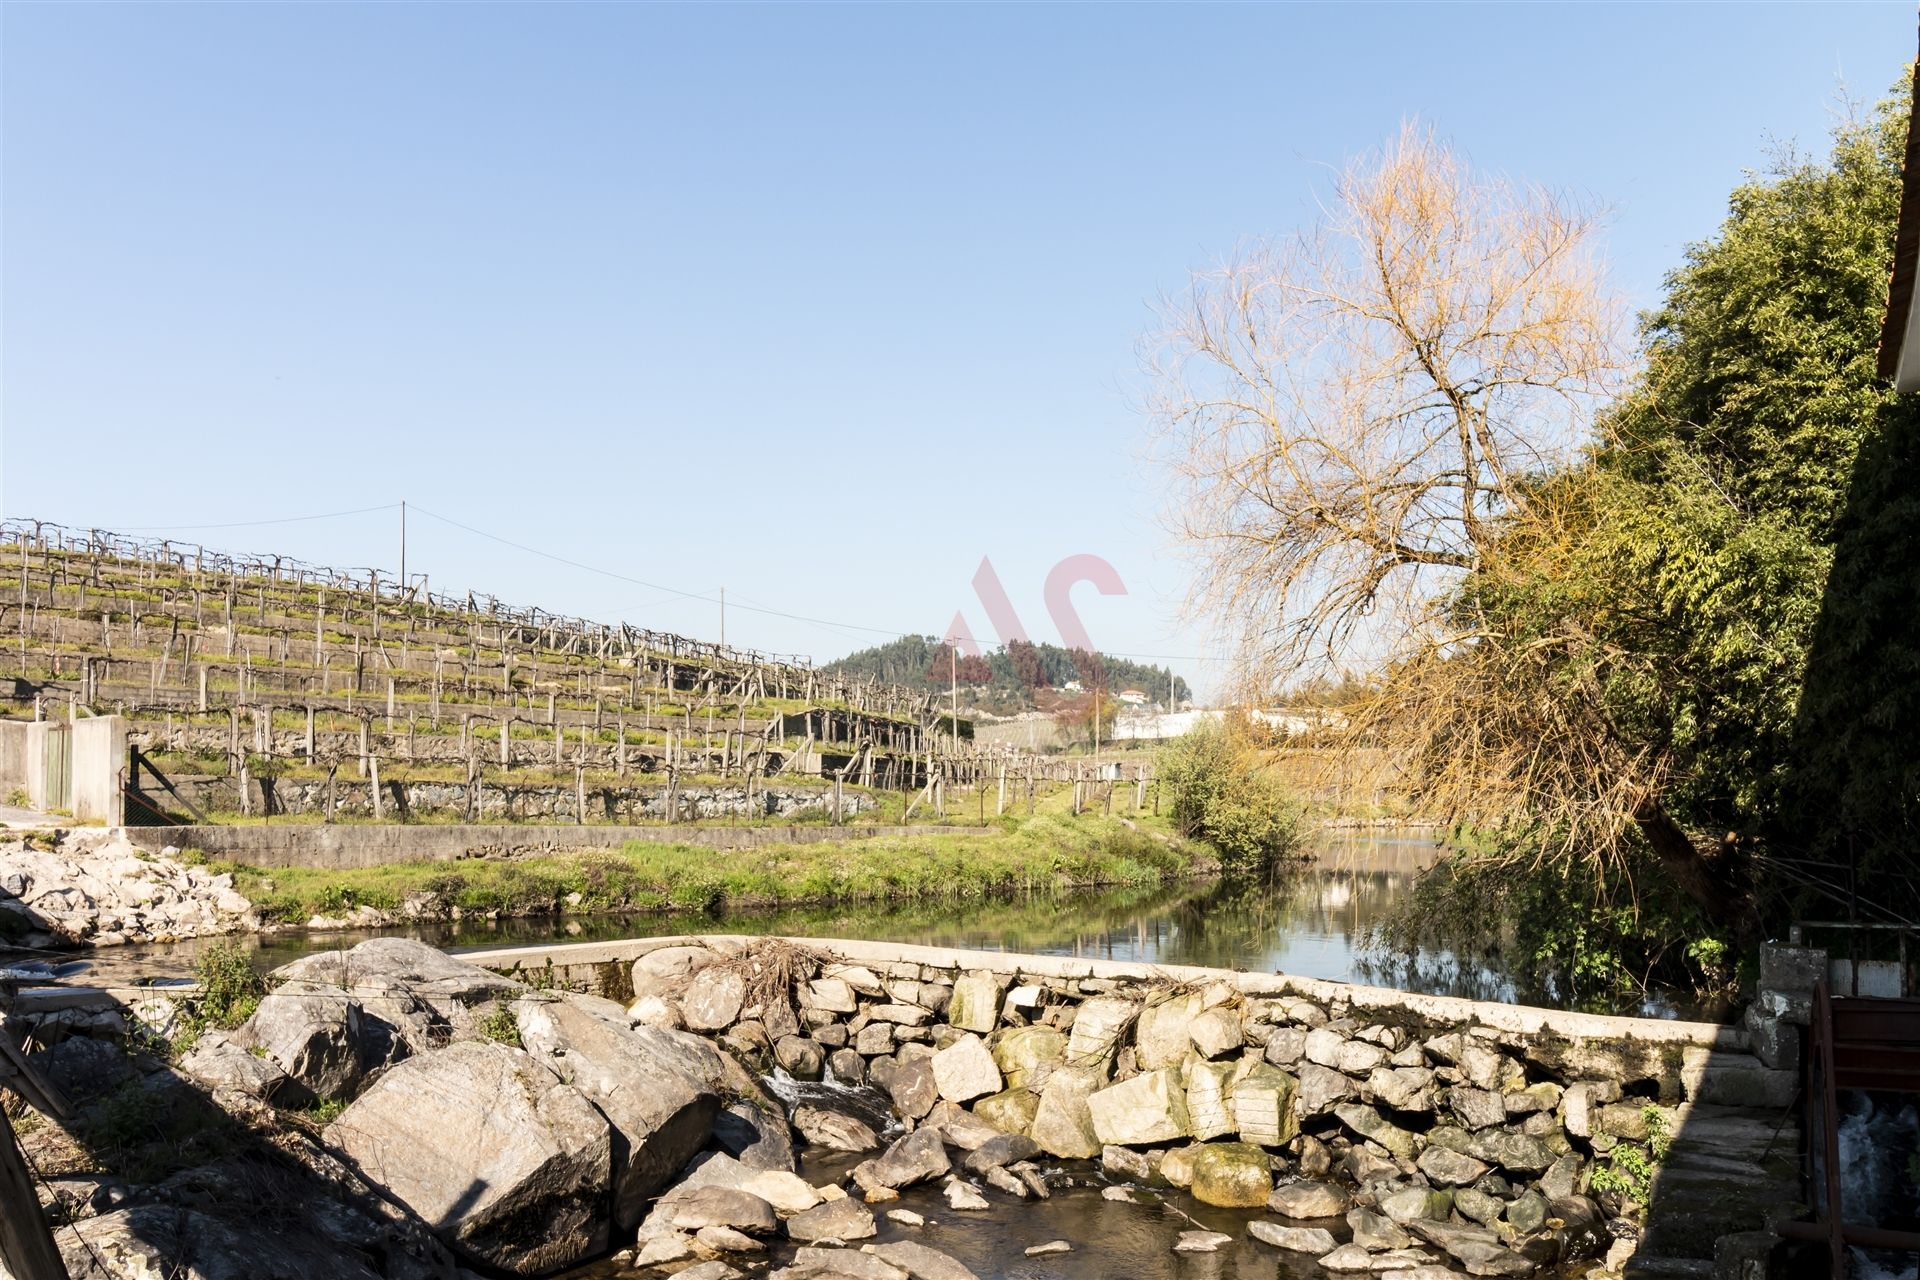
[146,772,878,824]
[122,821,987,869]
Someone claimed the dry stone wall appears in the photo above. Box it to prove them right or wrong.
[591,935,1794,1279]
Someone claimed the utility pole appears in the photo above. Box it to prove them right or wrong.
[950,642,958,753]
[398,500,407,603]
[719,587,725,649]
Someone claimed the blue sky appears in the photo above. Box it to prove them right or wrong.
[2,3,1911,696]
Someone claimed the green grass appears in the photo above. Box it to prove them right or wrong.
[217,813,1208,924]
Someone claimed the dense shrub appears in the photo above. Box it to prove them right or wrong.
[1156,717,1298,873]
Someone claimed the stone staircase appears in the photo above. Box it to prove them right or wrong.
[1627,1091,1803,1280]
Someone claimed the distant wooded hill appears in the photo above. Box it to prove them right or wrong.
[823,635,1190,711]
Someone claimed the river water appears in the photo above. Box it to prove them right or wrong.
[87,826,1710,1019]
[81,826,1710,1280]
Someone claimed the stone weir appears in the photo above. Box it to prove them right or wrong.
[466,934,1799,1278]
[10,934,1802,1280]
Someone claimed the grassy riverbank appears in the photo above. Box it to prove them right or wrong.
[196,814,1212,925]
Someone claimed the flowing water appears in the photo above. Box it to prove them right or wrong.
[86,826,1715,1019]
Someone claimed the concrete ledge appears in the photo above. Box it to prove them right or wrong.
[120,823,990,869]
[465,933,1750,1051]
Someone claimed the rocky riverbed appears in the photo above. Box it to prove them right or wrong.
[5,931,1695,1280]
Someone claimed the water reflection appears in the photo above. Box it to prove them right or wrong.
[88,828,1714,1018]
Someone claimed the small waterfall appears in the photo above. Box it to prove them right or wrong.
[762,1069,901,1137]
[1835,1093,1920,1280]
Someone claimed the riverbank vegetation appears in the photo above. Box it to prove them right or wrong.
[1152,78,1920,1000]
[1157,716,1301,873]
[195,813,1209,925]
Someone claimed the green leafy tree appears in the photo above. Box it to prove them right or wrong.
[1156,716,1298,873]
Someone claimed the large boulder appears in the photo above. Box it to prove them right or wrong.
[1134,992,1204,1070]
[973,1087,1039,1136]
[632,945,717,999]
[793,1105,881,1153]
[947,971,1006,1034]
[683,967,749,1032]
[715,1098,799,1171]
[178,1030,290,1102]
[513,993,722,1229]
[1088,1068,1190,1146]
[786,1197,879,1243]
[324,1041,611,1275]
[274,937,527,1042]
[990,1025,1066,1091]
[1065,996,1137,1069]
[930,1035,1002,1103]
[1190,1142,1272,1208]
[234,981,388,1104]
[57,1205,386,1280]
[860,1128,951,1189]
[1232,1064,1300,1148]
[869,1241,983,1280]
[1029,1066,1103,1159]
[1185,1059,1240,1140]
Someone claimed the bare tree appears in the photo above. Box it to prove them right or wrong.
[1147,122,1625,685]
[1142,125,1769,931]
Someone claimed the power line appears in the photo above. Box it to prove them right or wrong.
[109,503,403,533]
[419,504,1229,664]
[408,505,722,609]
[153,500,1235,668]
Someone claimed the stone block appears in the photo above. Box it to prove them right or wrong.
[1189,1007,1243,1060]
[948,971,1005,1034]
[990,1024,1066,1090]
[1136,991,1206,1070]
[1065,995,1137,1069]
[975,1086,1040,1136]
[931,1034,1002,1103]
[1185,1059,1239,1140]
[1232,1063,1301,1148]
[1088,1068,1192,1146]
[1030,1065,1104,1159]
[1758,944,1826,996]
[1190,1143,1272,1208]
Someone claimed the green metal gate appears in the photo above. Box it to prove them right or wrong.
[40,724,71,812]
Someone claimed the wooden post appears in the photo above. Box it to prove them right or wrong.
[369,753,383,820]
[997,761,1006,817]
[500,717,510,767]
[305,705,316,764]
[0,1107,66,1280]
[575,766,586,825]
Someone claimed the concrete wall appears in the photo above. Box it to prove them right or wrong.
[121,820,989,869]
[71,715,127,824]
[0,718,37,805]
[0,714,125,818]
